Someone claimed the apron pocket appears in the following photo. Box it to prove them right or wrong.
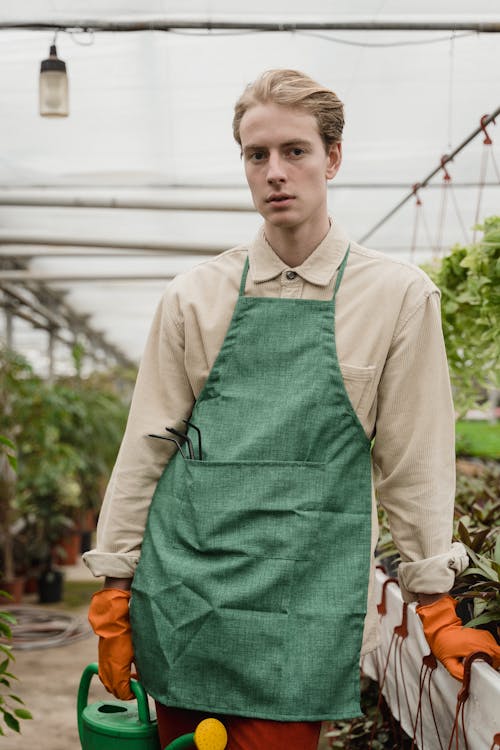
[171,459,326,561]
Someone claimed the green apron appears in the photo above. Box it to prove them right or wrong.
[130,245,372,721]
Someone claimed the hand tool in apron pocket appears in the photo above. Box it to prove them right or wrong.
[147,419,203,461]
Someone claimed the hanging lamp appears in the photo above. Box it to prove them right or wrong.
[39,43,69,117]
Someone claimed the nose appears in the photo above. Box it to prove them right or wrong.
[266,152,286,184]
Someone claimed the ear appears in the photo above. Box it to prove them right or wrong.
[326,142,342,180]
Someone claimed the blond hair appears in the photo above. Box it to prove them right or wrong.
[233,69,344,150]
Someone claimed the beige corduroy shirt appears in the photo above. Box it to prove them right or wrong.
[83,219,468,654]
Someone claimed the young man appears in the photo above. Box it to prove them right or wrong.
[84,70,499,750]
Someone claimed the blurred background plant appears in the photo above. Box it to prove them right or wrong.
[0,345,131,600]
[424,215,500,416]
[0,444,32,735]
[0,599,32,735]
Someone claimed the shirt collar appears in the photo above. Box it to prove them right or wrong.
[248,219,350,287]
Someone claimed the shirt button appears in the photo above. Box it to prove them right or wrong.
[286,270,297,280]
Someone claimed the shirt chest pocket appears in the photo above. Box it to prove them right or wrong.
[339,363,376,421]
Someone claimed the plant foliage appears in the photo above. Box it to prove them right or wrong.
[424,215,500,414]
[0,345,131,577]
[453,462,500,633]
[0,600,32,735]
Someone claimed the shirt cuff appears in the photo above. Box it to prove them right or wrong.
[82,550,140,578]
[397,542,469,603]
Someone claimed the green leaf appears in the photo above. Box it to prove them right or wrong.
[0,623,12,639]
[3,710,20,733]
[458,521,472,547]
[465,611,500,627]
[0,612,16,625]
[470,527,491,552]
[0,435,15,450]
[13,708,32,720]
[462,565,498,582]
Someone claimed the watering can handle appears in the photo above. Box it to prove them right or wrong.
[77,662,152,744]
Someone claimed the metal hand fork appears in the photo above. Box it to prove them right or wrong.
[147,433,187,459]
[165,426,195,459]
[182,419,202,460]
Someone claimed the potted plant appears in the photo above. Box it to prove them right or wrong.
[1,346,131,602]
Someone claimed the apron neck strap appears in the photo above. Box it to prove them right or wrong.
[332,244,350,301]
[238,243,350,299]
[239,256,250,296]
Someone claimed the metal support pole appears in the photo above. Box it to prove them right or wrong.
[4,305,13,349]
[359,107,500,244]
[47,327,55,383]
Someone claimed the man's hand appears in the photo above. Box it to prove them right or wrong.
[417,594,500,681]
[88,588,134,700]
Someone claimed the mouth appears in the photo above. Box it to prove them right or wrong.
[265,194,295,206]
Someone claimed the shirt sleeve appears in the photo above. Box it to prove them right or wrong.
[82,282,195,578]
[371,288,468,602]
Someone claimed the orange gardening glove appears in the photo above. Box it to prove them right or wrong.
[417,595,500,681]
[88,588,134,700]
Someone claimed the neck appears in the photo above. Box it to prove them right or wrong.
[264,215,331,267]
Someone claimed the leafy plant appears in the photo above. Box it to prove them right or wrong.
[325,675,412,749]
[454,461,500,528]
[0,599,32,734]
[0,436,18,584]
[0,345,130,582]
[424,215,500,415]
[453,521,500,632]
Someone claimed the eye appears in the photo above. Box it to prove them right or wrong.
[249,151,266,163]
[286,146,306,159]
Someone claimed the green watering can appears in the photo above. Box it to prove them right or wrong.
[77,663,227,750]
[77,663,160,750]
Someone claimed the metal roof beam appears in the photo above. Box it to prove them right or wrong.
[0,183,497,211]
[1,19,500,32]
[0,233,223,254]
[1,282,135,368]
[0,271,176,282]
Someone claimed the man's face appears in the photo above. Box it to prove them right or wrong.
[239,102,341,233]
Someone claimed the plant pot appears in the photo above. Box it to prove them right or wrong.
[53,532,81,566]
[38,569,64,604]
[23,575,39,595]
[0,576,25,604]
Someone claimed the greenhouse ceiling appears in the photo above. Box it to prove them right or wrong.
[1,1,499,376]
